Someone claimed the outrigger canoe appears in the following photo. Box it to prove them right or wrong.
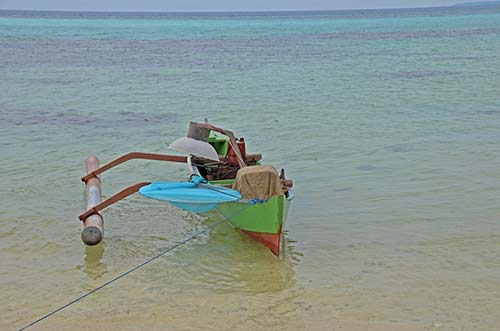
[79,122,293,256]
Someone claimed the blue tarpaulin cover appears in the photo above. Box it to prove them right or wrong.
[139,179,242,213]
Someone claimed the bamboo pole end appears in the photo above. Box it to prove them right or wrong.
[82,226,103,246]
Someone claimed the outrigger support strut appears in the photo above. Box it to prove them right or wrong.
[79,182,151,221]
[81,152,188,183]
[81,153,188,246]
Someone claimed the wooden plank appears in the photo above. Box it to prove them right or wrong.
[245,154,262,162]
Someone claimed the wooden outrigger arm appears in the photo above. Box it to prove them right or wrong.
[81,152,187,183]
[79,182,151,221]
[80,152,188,246]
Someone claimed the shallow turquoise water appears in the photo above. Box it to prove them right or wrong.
[1,7,500,330]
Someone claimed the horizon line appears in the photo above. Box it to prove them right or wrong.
[1,1,499,15]
[0,5,464,14]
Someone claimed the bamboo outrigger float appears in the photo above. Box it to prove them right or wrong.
[80,121,293,256]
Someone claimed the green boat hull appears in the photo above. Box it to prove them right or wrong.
[214,195,290,233]
[202,183,293,255]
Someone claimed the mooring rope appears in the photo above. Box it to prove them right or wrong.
[17,203,253,331]
[17,219,223,331]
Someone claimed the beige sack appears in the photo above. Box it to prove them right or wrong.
[232,165,283,200]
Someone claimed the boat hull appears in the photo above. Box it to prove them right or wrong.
[204,192,292,255]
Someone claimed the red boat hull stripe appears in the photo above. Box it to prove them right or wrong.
[240,230,281,256]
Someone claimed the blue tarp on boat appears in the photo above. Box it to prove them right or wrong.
[139,179,242,213]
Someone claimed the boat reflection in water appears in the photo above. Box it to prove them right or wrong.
[82,243,107,281]
[166,214,301,295]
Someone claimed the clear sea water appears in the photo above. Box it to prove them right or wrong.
[1,6,500,331]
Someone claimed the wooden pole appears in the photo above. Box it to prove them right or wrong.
[79,182,150,221]
[81,152,187,183]
[82,155,104,245]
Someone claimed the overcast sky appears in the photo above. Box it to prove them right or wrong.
[0,0,474,12]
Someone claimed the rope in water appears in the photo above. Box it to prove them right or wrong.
[17,204,252,331]
[196,181,267,205]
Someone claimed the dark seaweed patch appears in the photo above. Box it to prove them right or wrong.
[384,70,460,79]
[1,108,177,128]
[316,28,500,40]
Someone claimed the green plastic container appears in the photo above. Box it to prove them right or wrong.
[208,131,229,155]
